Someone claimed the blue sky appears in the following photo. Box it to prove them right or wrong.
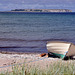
[0,0,75,12]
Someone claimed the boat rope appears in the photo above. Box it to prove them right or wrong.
[0,57,48,69]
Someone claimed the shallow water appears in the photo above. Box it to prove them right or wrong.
[0,12,75,53]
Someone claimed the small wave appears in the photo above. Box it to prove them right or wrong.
[0,46,45,48]
[0,46,47,53]
[0,38,71,42]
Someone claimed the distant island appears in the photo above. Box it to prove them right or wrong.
[11,9,72,12]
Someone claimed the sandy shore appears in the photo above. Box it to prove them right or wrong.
[0,52,75,73]
[0,52,59,72]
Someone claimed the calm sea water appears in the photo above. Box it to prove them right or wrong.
[0,12,75,53]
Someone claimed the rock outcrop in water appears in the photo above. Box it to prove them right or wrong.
[11,9,72,12]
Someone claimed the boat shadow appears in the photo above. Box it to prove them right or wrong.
[48,53,75,60]
[63,56,75,60]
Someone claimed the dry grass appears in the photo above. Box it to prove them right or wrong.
[0,60,75,75]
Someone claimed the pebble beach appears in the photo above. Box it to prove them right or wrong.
[0,52,60,72]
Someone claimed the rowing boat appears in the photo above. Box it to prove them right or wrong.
[46,41,75,59]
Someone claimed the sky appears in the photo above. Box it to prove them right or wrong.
[0,0,75,12]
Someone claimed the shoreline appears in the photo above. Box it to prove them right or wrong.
[0,51,59,72]
[0,52,41,72]
[0,51,41,55]
[0,11,74,14]
[0,51,75,72]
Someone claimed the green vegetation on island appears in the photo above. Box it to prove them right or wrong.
[11,9,72,12]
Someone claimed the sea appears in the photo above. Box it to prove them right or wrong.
[0,12,75,53]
